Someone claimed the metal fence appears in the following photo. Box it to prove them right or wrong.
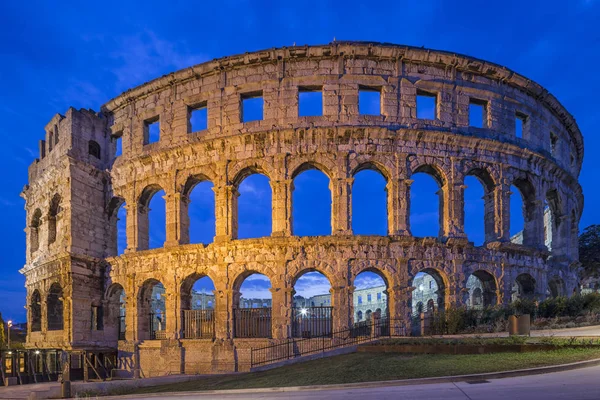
[183,309,215,339]
[291,306,333,338]
[234,308,272,338]
[251,317,407,368]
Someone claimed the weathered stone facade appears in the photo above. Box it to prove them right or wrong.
[20,42,584,375]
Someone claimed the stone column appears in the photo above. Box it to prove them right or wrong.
[270,286,293,339]
[387,179,411,236]
[483,190,496,243]
[330,286,352,332]
[125,283,137,341]
[130,203,149,251]
[164,288,177,340]
[444,177,466,239]
[271,180,292,237]
[524,198,545,249]
[214,185,239,242]
[164,192,185,247]
[331,178,352,235]
[214,289,235,340]
[387,285,413,336]
[495,181,511,242]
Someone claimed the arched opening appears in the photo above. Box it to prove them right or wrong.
[88,140,101,159]
[464,170,495,245]
[137,280,166,340]
[292,166,331,236]
[234,273,272,338]
[47,283,64,331]
[138,185,166,250]
[107,197,126,256]
[29,209,42,254]
[236,173,272,239]
[411,269,446,314]
[410,166,444,238]
[545,189,562,253]
[466,270,497,309]
[183,177,216,245]
[353,270,388,324]
[47,194,61,246]
[548,277,566,298]
[180,274,216,339]
[106,284,126,340]
[292,271,332,338]
[512,273,536,302]
[352,168,387,235]
[30,290,42,332]
[510,179,536,247]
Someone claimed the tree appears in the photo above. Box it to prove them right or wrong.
[579,225,600,279]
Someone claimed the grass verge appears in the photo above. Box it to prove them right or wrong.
[117,347,600,395]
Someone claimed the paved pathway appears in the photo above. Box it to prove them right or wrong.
[103,364,600,400]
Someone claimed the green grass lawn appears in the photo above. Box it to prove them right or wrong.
[119,347,600,395]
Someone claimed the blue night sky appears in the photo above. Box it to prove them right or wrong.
[1,1,598,321]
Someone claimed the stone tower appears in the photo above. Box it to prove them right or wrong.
[21,107,116,350]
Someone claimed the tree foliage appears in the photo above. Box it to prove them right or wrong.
[579,225,600,279]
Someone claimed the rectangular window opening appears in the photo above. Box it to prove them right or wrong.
[515,112,527,139]
[189,103,208,132]
[358,87,381,116]
[469,99,487,128]
[299,87,323,117]
[112,132,123,157]
[417,90,437,120]
[550,132,558,156]
[241,92,264,123]
[144,116,160,145]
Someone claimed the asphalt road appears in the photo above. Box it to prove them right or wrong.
[105,364,600,400]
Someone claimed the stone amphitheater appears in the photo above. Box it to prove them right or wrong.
[20,41,584,377]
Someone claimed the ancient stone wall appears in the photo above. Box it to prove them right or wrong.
[20,42,584,375]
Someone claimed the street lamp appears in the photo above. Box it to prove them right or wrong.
[7,320,12,349]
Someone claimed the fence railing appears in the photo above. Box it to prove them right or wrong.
[234,308,272,338]
[251,317,407,368]
[182,309,215,339]
[291,306,333,338]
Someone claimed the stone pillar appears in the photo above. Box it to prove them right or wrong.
[271,180,292,237]
[125,284,137,341]
[270,286,293,339]
[214,289,234,340]
[495,181,511,242]
[214,185,238,242]
[387,285,412,335]
[525,199,545,249]
[387,179,411,236]
[483,190,496,243]
[331,178,352,235]
[445,176,466,239]
[164,192,185,247]
[330,286,352,332]
[130,203,149,251]
[164,289,177,340]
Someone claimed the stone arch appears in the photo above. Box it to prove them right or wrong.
[105,283,126,340]
[137,278,166,340]
[351,164,388,235]
[466,270,498,309]
[181,174,216,245]
[30,289,42,332]
[409,267,449,313]
[511,176,538,247]
[464,167,496,244]
[232,270,273,338]
[29,208,42,253]
[230,164,274,187]
[350,160,393,182]
[352,267,389,323]
[408,162,448,238]
[291,162,332,236]
[47,194,62,246]
[288,157,337,181]
[107,197,126,256]
[88,140,101,159]
[180,273,217,339]
[548,276,566,298]
[513,273,537,301]
[232,270,274,307]
[234,168,272,239]
[137,184,166,250]
[544,188,563,253]
[47,282,64,331]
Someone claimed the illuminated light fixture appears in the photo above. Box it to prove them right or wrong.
[419,284,424,291]
[300,308,308,316]
[7,351,12,355]
[35,350,40,355]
